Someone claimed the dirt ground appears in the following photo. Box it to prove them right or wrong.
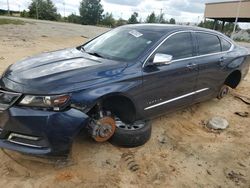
[0,17,250,188]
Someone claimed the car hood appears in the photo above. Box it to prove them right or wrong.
[1,48,128,94]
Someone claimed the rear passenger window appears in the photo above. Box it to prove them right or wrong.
[197,33,221,55]
[155,32,193,60]
[220,38,231,51]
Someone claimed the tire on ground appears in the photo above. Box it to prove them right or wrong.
[109,121,152,147]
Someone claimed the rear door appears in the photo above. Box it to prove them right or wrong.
[193,32,232,102]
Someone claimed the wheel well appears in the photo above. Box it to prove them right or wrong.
[224,70,241,89]
[88,95,136,123]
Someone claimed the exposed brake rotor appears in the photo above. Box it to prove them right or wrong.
[91,116,116,142]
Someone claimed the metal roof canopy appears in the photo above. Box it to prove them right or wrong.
[205,0,250,22]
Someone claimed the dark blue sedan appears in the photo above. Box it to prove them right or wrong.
[0,24,249,156]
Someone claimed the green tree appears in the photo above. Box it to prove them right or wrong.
[128,12,139,24]
[79,0,103,25]
[157,13,167,23]
[198,20,239,34]
[169,18,176,24]
[101,12,115,27]
[67,13,81,24]
[198,20,214,29]
[116,18,127,26]
[56,13,62,21]
[20,10,29,17]
[28,0,58,20]
[146,12,157,23]
[224,22,238,33]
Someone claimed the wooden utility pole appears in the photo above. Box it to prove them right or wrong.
[7,0,10,15]
[36,1,39,19]
[63,1,65,18]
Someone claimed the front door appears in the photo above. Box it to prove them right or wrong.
[141,32,198,117]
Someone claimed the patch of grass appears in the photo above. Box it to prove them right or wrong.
[0,18,25,25]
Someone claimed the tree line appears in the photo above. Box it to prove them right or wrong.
[19,0,239,33]
[20,0,176,27]
[198,20,239,35]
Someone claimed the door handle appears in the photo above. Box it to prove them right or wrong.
[186,63,197,69]
[218,57,227,66]
[219,57,226,62]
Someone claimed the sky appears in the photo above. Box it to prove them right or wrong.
[1,0,249,28]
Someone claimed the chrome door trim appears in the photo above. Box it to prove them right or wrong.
[144,88,209,110]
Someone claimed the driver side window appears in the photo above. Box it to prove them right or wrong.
[155,32,194,60]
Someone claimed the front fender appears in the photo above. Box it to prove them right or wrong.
[71,80,142,113]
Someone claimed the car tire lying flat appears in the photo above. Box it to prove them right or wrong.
[109,120,152,147]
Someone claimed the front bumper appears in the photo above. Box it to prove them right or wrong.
[0,107,89,156]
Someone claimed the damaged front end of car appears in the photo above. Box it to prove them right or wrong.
[0,88,90,157]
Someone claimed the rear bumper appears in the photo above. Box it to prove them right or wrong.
[0,107,89,156]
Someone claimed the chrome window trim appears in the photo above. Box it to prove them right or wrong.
[142,30,234,68]
[144,88,209,110]
[171,50,230,63]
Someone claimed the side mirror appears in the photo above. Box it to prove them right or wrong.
[153,53,173,65]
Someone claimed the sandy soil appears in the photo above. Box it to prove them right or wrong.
[0,17,250,188]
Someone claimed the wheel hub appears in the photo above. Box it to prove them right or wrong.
[221,87,229,98]
[115,117,145,130]
[91,116,116,142]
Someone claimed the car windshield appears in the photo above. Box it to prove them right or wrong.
[82,27,165,61]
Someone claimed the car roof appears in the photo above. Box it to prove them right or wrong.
[122,24,227,38]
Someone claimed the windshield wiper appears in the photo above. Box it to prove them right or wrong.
[81,46,107,59]
[87,51,104,58]
[81,46,86,51]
